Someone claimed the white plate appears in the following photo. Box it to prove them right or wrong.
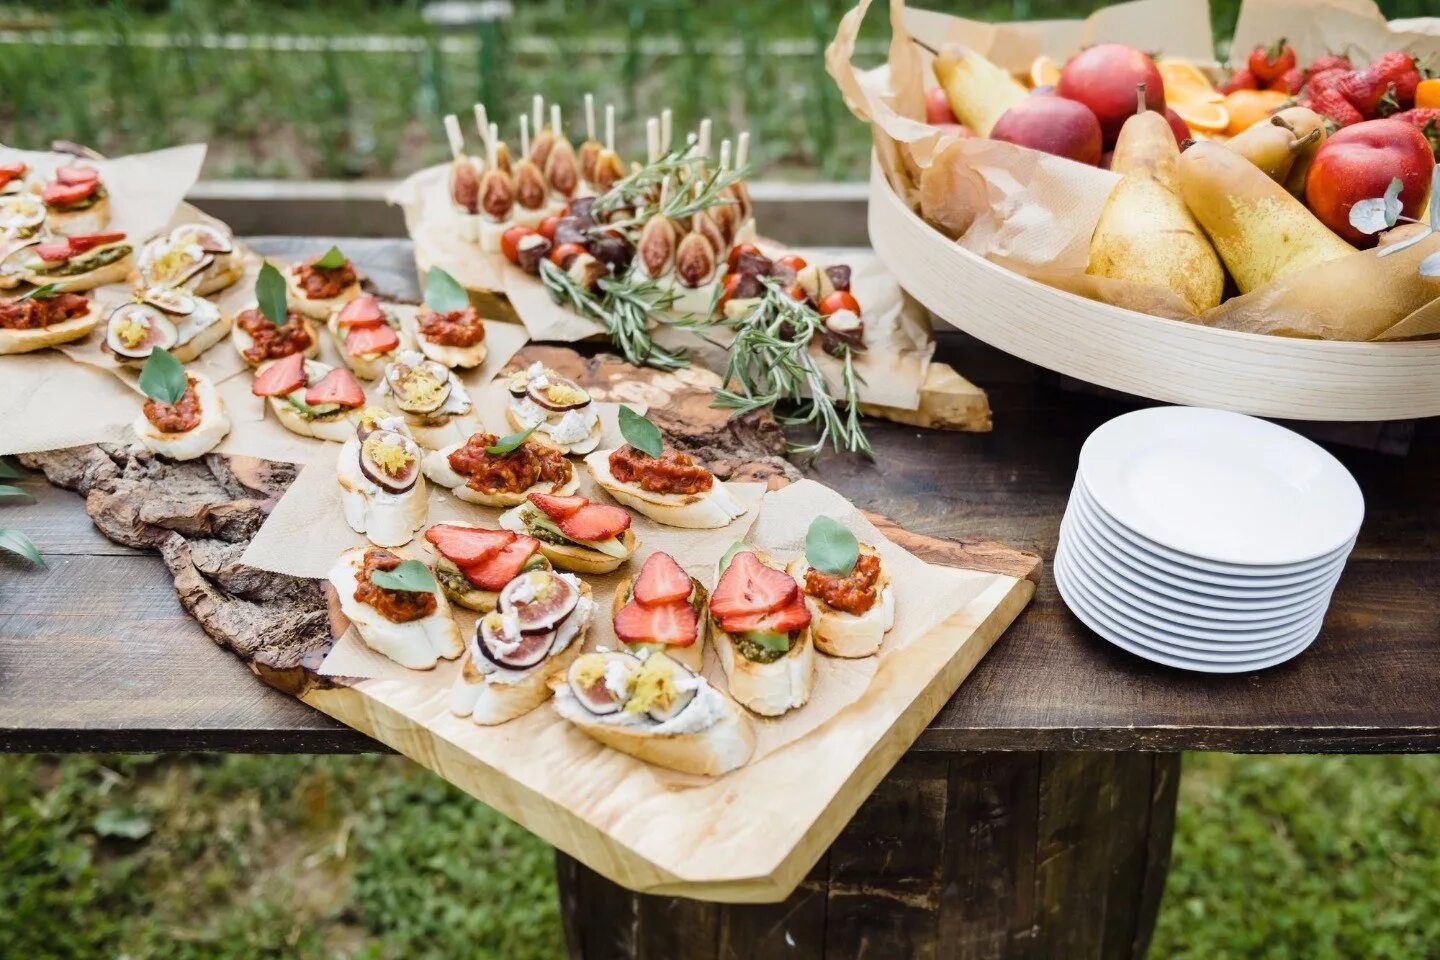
[1055,553,1322,673]
[1065,498,1347,604]
[1078,407,1364,566]
[1060,515,1340,624]
[1072,485,1354,589]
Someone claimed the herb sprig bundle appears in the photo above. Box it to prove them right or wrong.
[538,257,688,370]
[701,279,873,460]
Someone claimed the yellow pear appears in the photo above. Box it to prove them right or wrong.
[1177,141,1356,294]
[1224,113,1323,184]
[1086,88,1225,314]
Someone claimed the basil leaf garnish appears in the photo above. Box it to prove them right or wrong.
[368,559,437,593]
[485,424,538,455]
[424,266,470,313]
[618,404,663,458]
[256,261,288,325]
[312,245,347,270]
[138,346,188,405]
[805,515,859,576]
[15,283,59,303]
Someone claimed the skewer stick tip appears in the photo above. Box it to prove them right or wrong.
[584,93,596,140]
[646,117,661,164]
[605,104,616,153]
[443,114,465,159]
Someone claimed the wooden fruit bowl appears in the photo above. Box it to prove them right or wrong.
[867,160,1440,421]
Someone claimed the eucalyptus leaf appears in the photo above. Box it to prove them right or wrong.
[0,484,32,500]
[485,424,537,455]
[805,515,859,576]
[15,282,59,303]
[1431,168,1440,232]
[368,559,437,593]
[256,262,288,325]
[137,346,188,405]
[618,405,663,457]
[0,457,27,480]
[1419,251,1440,278]
[312,245,347,270]
[0,528,43,567]
[1349,197,1397,236]
[424,266,470,313]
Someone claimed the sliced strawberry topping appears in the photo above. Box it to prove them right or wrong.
[65,232,125,254]
[0,164,25,189]
[42,179,98,206]
[710,551,797,621]
[344,322,399,357]
[251,352,307,397]
[719,592,811,635]
[614,598,698,647]
[558,503,631,542]
[528,492,587,520]
[459,536,541,591]
[336,295,386,328]
[633,552,692,606]
[305,367,365,408]
[35,242,73,263]
[54,165,100,185]
[425,524,514,565]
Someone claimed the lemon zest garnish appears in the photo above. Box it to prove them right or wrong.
[116,317,149,348]
[546,383,588,406]
[625,655,679,715]
[363,436,414,476]
[573,655,609,690]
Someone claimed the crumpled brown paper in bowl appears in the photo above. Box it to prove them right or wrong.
[828,0,1440,342]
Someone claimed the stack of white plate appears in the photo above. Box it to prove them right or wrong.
[1054,407,1364,674]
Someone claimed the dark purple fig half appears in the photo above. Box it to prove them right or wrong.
[478,615,556,669]
[359,431,421,493]
[499,570,580,632]
[644,655,698,723]
[527,374,590,412]
[566,652,641,716]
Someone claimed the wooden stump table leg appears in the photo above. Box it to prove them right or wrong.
[556,751,1180,960]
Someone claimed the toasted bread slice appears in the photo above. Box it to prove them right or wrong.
[0,298,100,354]
[336,436,428,547]
[610,573,708,672]
[132,373,231,461]
[786,550,895,659]
[328,546,464,670]
[710,548,816,716]
[286,263,362,321]
[422,442,579,507]
[583,448,744,529]
[497,504,636,574]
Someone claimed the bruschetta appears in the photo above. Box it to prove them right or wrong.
[0,233,133,292]
[103,288,230,365]
[504,363,602,455]
[337,416,427,548]
[401,300,488,369]
[40,164,109,236]
[709,546,814,716]
[285,249,362,320]
[498,492,636,574]
[135,223,243,297]
[424,522,553,612]
[611,552,707,672]
[132,351,230,461]
[787,544,895,659]
[551,650,755,776]
[250,352,367,442]
[232,303,320,368]
[584,446,744,530]
[329,296,413,380]
[451,568,594,725]
[0,287,100,354]
[376,351,481,450]
[422,431,578,507]
[329,547,463,670]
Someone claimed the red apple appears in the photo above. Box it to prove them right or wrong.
[1305,118,1435,247]
[1165,107,1191,146]
[989,96,1103,166]
[1058,43,1166,145]
[925,86,958,126]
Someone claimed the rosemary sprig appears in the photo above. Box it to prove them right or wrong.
[538,258,689,371]
[589,149,697,216]
[605,164,747,234]
[705,280,872,459]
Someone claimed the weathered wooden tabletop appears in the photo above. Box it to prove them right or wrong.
[3,238,1438,755]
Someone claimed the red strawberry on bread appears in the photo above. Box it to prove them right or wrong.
[558,502,630,542]
[35,241,74,262]
[42,179,98,206]
[305,367,366,408]
[720,593,812,635]
[614,598,698,647]
[633,552,692,606]
[460,536,542,590]
[528,492,587,520]
[336,295,386,328]
[66,232,125,254]
[710,551,799,629]
[425,524,514,565]
[251,351,307,397]
[344,323,399,357]
[55,165,99,185]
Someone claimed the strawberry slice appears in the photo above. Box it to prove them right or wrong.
[0,163,25,189]
[425,524,514,565]
[460,536,541,591]
[54,165,100,185]
[528,492,587,521]
[65,232,125,254]
[344,322,399,357]
[719,592,812,635]
[709,551,797,621]
[614,598,698,647]
[336,295,386,329]
[251,352,307,397]
[632,552,692,606]
[558,502,631,542]
[35,242,73,263]
[305,367,365,408]
[42,179,98,206]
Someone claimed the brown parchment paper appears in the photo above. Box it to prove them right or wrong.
[0,354,140,455]
[829,0,1440,341]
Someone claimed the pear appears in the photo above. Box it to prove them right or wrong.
[1086,86,1224,314]
[1272,107,1329,199]
[1225,114,1323,183]
[1177,141,1356,294]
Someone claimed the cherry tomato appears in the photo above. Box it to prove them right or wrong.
[549,242,587,269]
[727,242,762,273]
[538,215,561,241]
[775,254,808,273]
[784,282,808,302]
[818,290,861,316]
[500,224,537,265]
[717,272,743,309]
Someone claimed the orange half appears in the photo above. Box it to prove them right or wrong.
[1158,59,1223,103]
[1030,55,1061,89]
[1172,100,1230,132]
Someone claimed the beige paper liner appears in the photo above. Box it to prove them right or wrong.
[0,353,141,456]
[828,0,1440,342]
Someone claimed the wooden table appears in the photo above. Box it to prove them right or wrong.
[4,238,1438,959]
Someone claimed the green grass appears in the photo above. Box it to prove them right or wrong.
[4,752,1439,958]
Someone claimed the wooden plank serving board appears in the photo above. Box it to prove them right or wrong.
[302,526,1036,903]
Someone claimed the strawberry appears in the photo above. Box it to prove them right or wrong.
[344,323,399,357]
[1305,87,1365,127]
[336,295,386,328]
[54,165,99,185]
[65,232,125,254]
[710,551,798,622]
[1307,53,1351,75]
[528,492,587,521]
[460,536,541,591]
[720,593,812,635]
[0,163,25,189]
[425,524,514,565]
[42,179,97,206]
[1371,52,1421,108]
[305,367,365,408]
[632,552,692,606]
[34,242,74,262]
[1335,67,1392,117]
[614,598,698,647]
[1220,67,1259,94]
[1248,39,1296,84]
[1269,67,1305,94]
[558,502,631,542]
[1390,108,1440,155]
[251,352,307,397]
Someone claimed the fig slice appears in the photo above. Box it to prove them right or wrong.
[478,613,556,670]
[141,285,196,316]
[106,303,179,359]
[644,655,698,724]
[0,195,46,232]
[140,241,213,287]
[527,374,591,413]
[170,223,234,255]
[359,431,421,493]
[506,371,530,398]
[499,570,580,633]
[567,652,641,716]
[637,216,677,277]
[385,358,452,414]
[675,232,718,289]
